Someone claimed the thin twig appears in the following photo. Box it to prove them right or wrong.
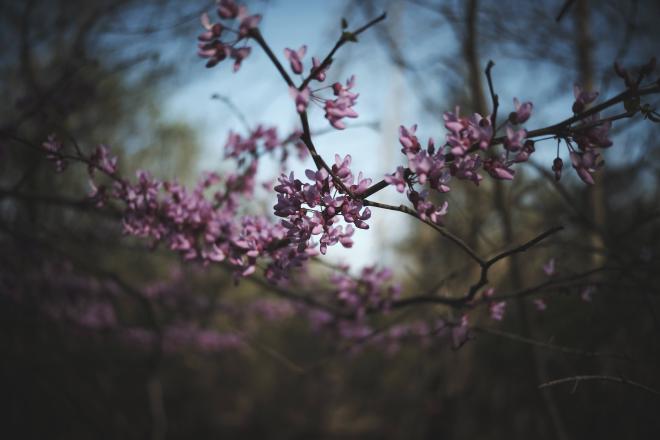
[555,0,577,22]
[473,326,632,361]
[539,375,660,397]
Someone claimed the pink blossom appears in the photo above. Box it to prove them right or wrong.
[324,76,359,129]
[504,127,527,153]
[489,301,507,321]
[581,286,596,302]
[289,87,311,113]
[533,298,547,311]
[89,145,118,175]
[570,150,603,185]
[509,98,533,124]
[230,47,251,72]
[484,156,515,180]
[310,57,328,82]
[542,258,556,276]
[284,45,307,75]
[217,0,239,19]
[384,167,407,193]
[572,84,599,114]
[237,6,261,37]
[398,124,421,157]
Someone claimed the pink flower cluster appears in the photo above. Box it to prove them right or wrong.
[385,99,535,224]
[224,124,307,164]
[555,85,611,184]
[197,0,261,71]
[43,134,316,281]
[282,42,358,130]
[273,154,372,255]
[42,134,67,172]
[331,266,401,320]
[324,76,359,129]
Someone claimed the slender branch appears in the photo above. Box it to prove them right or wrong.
[390,227,566,310]
[493,83,660,143]
[249,29,295,88]
[299,12,387,91]
[555,0,577,22]
[485,225,563,268]
[485,60,499,129]
[539,375,660,397]
[473,326,632,361]
[490,266,613,302]
[362,199,484,265]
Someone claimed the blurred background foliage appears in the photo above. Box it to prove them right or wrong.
[1,0,659,439]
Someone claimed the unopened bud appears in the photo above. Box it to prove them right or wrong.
[552,157,563,181]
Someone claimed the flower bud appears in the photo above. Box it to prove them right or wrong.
[552,157,563,181]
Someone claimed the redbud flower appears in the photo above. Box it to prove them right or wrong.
[572,84,599,114]
[509,98,533,124]
[310,57,328,82]
[484,156,515,180]
[384,167,407,193]
[217,0,239,19]
[324,76,359,129]
[570,150,603,185]
[284,45,307,75]
[489,301,507,321]
[289,87,311,113]
[542,258,556,276]
[533,298,547,311]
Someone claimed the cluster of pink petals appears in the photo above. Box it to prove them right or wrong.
[572,84,599,114]
[284,45,306,74]
[289,87,311,113]
[197,0,261,71]
[509,98,534,124]
[569,150,603,185]
[408,190,449,224]
[387,125,452,223]
[273,154,371,255]
[551,85,612,185]
[483,288,507,321]
[443,107,493,156]
[331,266,401,320]
[387,98,538,223]
[574,114,613,150]
[324,76,359,129]
[224,124,306,163]
[42,135,316,281]
[42,134,67,172]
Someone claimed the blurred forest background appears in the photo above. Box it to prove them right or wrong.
[1,0,659,438]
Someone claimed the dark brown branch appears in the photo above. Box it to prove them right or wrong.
[362,199,484,265]
[485,225,563,268]
[485,60,499,129]
[299,12,387,91]
[249,29,295,88]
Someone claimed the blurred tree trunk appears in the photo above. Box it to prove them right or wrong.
[575,0,606,266]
